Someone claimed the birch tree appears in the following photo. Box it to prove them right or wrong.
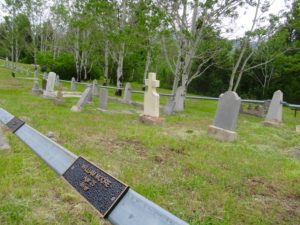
[159,0,242,105]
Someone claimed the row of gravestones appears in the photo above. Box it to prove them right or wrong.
[208,90,283,141]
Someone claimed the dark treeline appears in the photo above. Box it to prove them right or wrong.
[0,0,299,103]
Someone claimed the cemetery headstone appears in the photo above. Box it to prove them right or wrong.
[92,80,98,96]
[71,77,77,91]
[32,78,40,95]
[123,83,132,104]
[86,84,93,103]
[98,87,108,110]
[264,90,283,126]
[140,73,163,125]
[27,69,31,77]
[0,125,10,150]
[54,84,65,105]
[43,72,56,98]
[71,86,92,112]
[174,86,185,112]
[208,91,241,142]
[34,70,38,79]
[55,75,60,87]
[5,57,8,68]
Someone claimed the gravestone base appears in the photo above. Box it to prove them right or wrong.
[208,125,238,142]
[264,119,281,127]
[43,91,56,98]
[70,105,82,112]
[139,115,164,126]
[296,125,300,133]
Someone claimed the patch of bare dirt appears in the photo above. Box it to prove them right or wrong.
[247,176,300,221]
[81,134,147,157]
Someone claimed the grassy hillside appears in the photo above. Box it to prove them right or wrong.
[0,62,299,225]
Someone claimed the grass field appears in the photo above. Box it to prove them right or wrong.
[0,61,299,225]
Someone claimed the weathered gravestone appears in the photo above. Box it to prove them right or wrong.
[140,73,163,125]
[208,91,241,142]
[0,125,10,150]
[5,57,8,68]
[31,78,40,95]
[55,75,60,87]
[98,87,108,110]
[174,86,185,112]
[264,90,283,126]
[26,69,31,77]
[92,80,98,96]
[122,83,132,104]
[34,70,38,79]
[86,84,93,103]
[54,84,65,105]
[43,72,56,98]
[71,86,92,112]
[71,77,77,91]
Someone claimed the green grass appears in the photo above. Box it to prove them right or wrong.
[0,61,300,225]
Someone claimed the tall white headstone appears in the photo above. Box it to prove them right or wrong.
[92,80,98,96]
[43,72,56,98]
[264,90,283,126]
[144,73,160,117]
[140,73,163,125]
[208,91,241,142]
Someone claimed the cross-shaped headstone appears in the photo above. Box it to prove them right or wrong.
[143,73,160,118]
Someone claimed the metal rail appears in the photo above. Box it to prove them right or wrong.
[0,108,188,225]
[2,62,300,109]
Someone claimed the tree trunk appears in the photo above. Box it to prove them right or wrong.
[143,50,151,83]
[104,40,109,82]
[117,42,125,90]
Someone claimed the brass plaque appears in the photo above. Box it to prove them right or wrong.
[63,157,129,218]
[6,117,25,133]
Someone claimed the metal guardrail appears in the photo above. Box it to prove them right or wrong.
[0,108,189,225]
[2,61,300,109]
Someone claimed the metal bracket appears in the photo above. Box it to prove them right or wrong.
[6,117,25,133]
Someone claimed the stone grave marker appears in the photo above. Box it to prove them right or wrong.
[55,75,60,87]
[27,69,31,77]
[34,70,38,79]
[140,73,163,125]
[123,83,132,104]
[71,86,92,112]
[54,84,65,105]
[264,90,283,126]
[98,87,108,110]
[208,91,241,141]
[32,78,40,95]
[71,77,77,91]
[174,86,185,112]
[43,72,56,98]
[92,80,98,96]
[5,57,8,68]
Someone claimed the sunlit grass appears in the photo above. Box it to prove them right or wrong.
[0,60,300,225]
